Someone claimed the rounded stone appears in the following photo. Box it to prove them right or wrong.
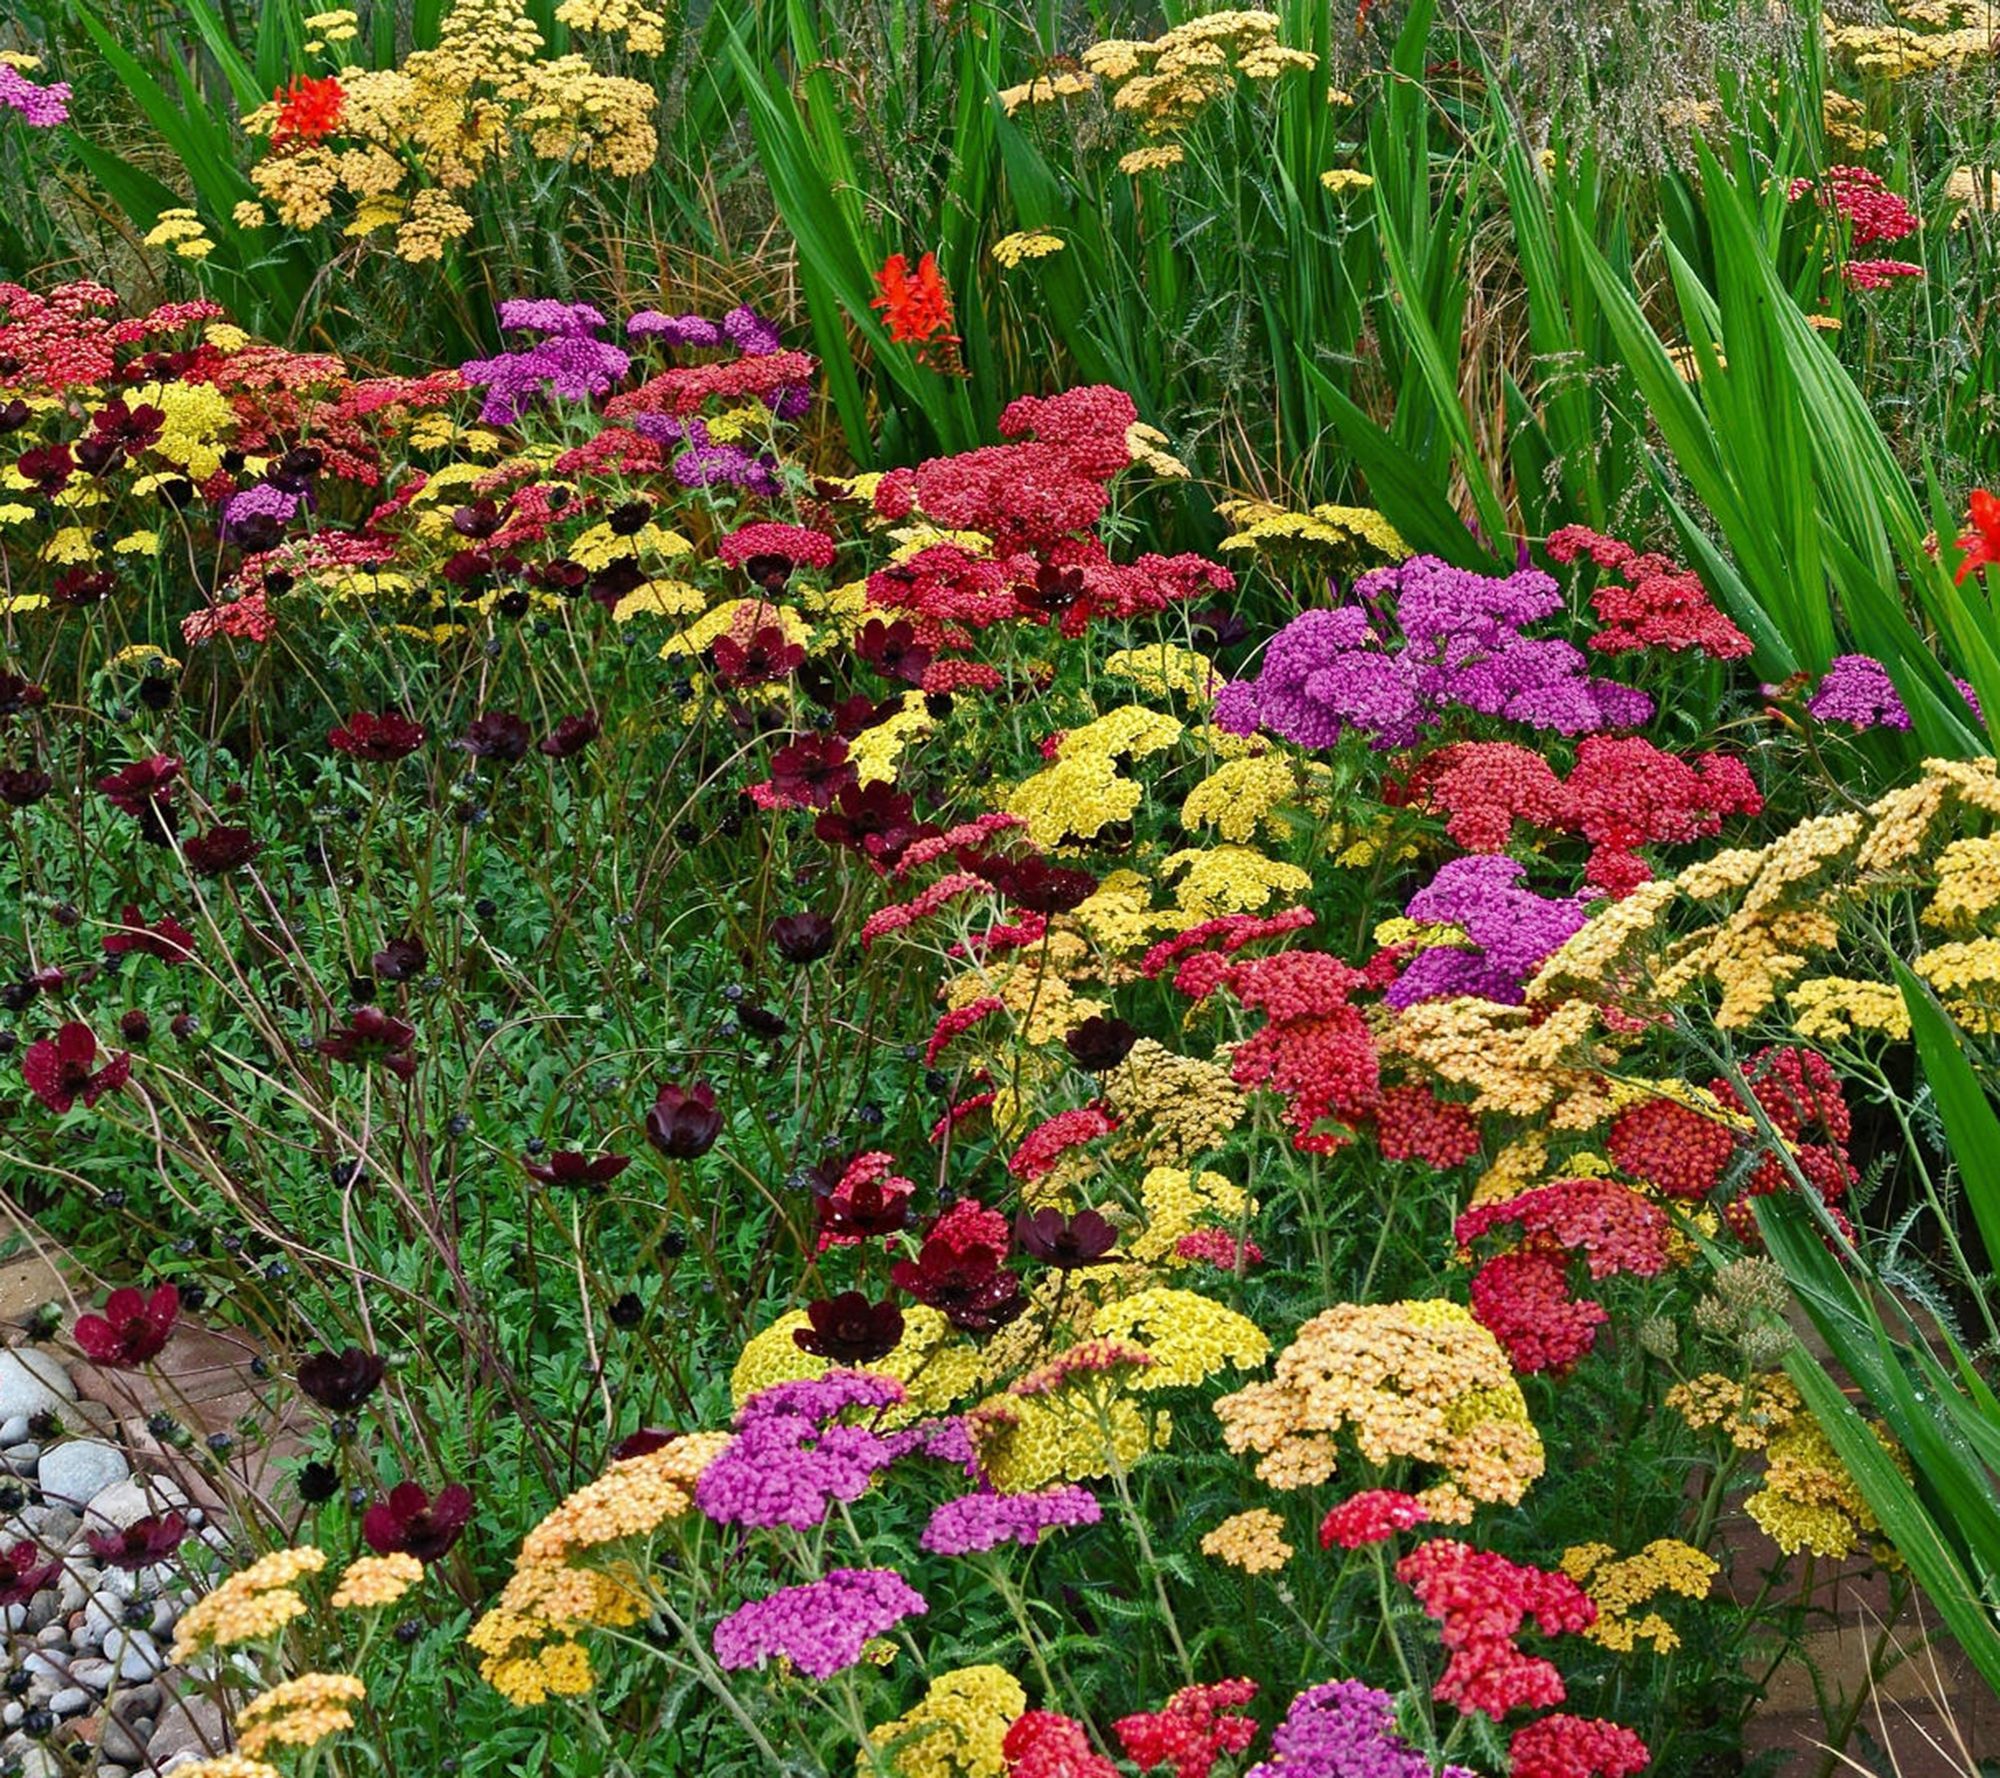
[0,1351,75,1421]
[35,1441,130,1511]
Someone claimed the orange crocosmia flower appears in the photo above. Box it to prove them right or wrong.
[271,75,346,146]
[1955,488,2000,585]
[871,252,957,349]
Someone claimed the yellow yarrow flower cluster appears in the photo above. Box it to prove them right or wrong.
[243,0,659,263]
[470,1437,728,1703]
[730,1305,984,1415]
[1104,643,1217,702]
[1181,753,1301,843]
[1103,1041,1245,1166]
[1215,498,1407,561]
[238,1673,366,1756]
[864,1666,1027,1778]
[1201,1508,1293,1573]
[1215,1299,1543,1520]
[1746,1416,1901,1559]
[144,207,216,261]
[171,1760,282,1778]
[1665,1371,1801,1451]
[970,1384,1165,1492]
[1084,12,1317,136]
[172,1547,327,1662]
[991,231,1065,268]
[1562,1541,1717,1653]
[996,70,1097,114]
[1129,1165,1252,1264]
[1786,976,1913,1044]
[1162,845,1312,918]
[1090,1288,1269,1389]
[555,0,667,52]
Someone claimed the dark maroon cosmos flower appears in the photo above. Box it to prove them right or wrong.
[0,672,47,717]
[1014,1208,1119,1269]
[317,1007,418,1081]
[645,1081,721,1159]
[793,1293,905,1364]
[1064,1015,1139,1073]
[523,1150,631,1188]
[370,934,427,982]
[329,711,426,762]
[85,1511,188,1571]
[0,1542,59,1605]
[712,625,805,688]
[978,855,1097,915]
[890,1242,1026,1335]
[770,912,837,964]
[856,618,933,686]
[103,906,198,965]
[768,734,857,810]
[611,1428,676,1461]
[362,1481,472,1563]
[22,1023,132,1113]
[182,825,262,876]
[539,713,601,758]
[297,1345,387,1412]
[96,755,182,842]
[74,1284,180,1367]
[815,781,927,864]
[454,713,532,763]
[0,768,52,807]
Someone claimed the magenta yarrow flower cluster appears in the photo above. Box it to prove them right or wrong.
[694,1371,904,1532]
[919,1484,1102,1555]
[710,1568,927,1678]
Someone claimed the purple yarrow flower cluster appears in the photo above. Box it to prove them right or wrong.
[462,300,631,426]
[1247,1680,1475,1778]
[1214,556,1653,750]
[626,304,783,357]
[695,1370,904,1531]
[711,1568,927,1678]
[1386,856,1595,1010]
[0,65,70,128]
[1806,653,1983,732]
[631,413,784,495]
[497,299,610,336]
[220,483,302,540]
[920,1484,1101,1555]
[881,1414,981,1476]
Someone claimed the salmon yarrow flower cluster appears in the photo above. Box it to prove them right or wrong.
[1215,1300,1543,1517]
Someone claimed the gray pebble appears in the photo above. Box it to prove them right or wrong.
[67,1658,114,1692]
[0,1350,76,1422]
[0,1703,19,1729]
[35,1622,65,1646]
[36,1439,131,1509]
[47,1685,88,1716]
[0,1414,29,1443]
[111,1627,165,1681]
[4,1442,39,1474]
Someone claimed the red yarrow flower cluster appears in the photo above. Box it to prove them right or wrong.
[1467,1249,1607,1375]
[1198,951,1379,1153]
[1396,1539,1596,1719]
[1374,1083,1481,1167]
[1319,1488,1430,1549]
[1508,1714,1650,1778]
[1410,737,1761,895]
[1786,166,1919,248]
[1112,1679,1261,1778]
[1008,1106,1119,1181]
[1004,1712,1119,1778]
[1607,1097,1738,1199]
[1547,526,1751,659]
